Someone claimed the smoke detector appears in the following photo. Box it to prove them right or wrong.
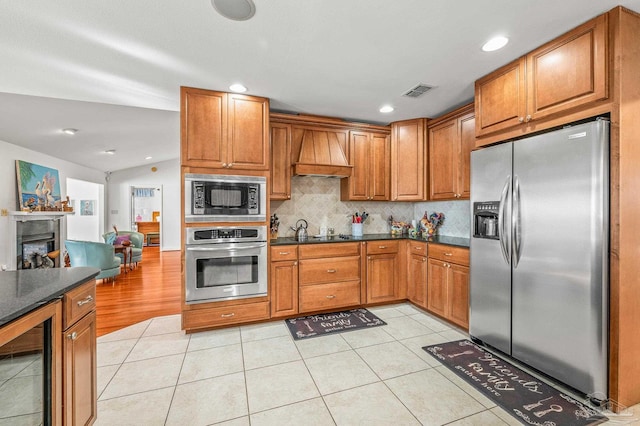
[402,84,434,98]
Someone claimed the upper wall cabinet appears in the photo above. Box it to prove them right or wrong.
[270,123,292,200]
[428,104,475,200]
[181,87,270,170]
[475,14,608,140]
[340,131,390,201]
[390,118,426,201]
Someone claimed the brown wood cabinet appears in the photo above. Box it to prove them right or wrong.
[390,118,426,201]
[62,280,97,426]
[427,244,469,329]
[407,241,428,309]
[298,242,361,313]
[182,301,271,330]
[340,131,390,201]
[428,105,475,200]
[270,246,298,318]
[475,15,608,140]
[181,87,269,170]
[365,241,402,303]
[270,123,292,200]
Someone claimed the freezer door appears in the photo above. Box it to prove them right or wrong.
[470,142,512,354]
[511,120,608,397]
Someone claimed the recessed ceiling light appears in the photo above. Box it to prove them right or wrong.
[104,149,116,155]
[211,0,256,21]
[482,36,509,52]
[62,128,78,135]
[379,105,394,113]
[145,156,153,160]
[229,83,248,93]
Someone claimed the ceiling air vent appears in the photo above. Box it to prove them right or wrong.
[402,84,433,98]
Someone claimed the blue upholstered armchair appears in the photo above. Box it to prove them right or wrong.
[65,240,121,281]
[103,231,144,267]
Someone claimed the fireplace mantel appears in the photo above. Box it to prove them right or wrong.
[9,211,74,221]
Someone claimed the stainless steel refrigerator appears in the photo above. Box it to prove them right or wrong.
[469,118,609,399]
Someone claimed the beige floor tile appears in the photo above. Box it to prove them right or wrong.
[245,360,319,413]
[97,319,150,343]
[439,328,469,342]
[385,369,485,425]
[324,382,420,426]
[408,312,452,332]
[142,314,183,337]
[382,315,435,340]
[125,332,190,362]
[250,397,334,426]
[395,303,424,316]
[295,334,351,359]
[216,417,250,426]
[242,336,300,370]
[0,375,42,418]
[187,326,241,352]
[166,372,248,425]
[365,305,407,320]
[241,321,290,342]
[399,333,452,367]
[356,341,429,380]
[96,338,137,367]
[435,365,497,409]
[100,353,183,400]
[95,387,173,426]
[448,409,509,425]
[339,326,394,349]
[96,365,119,398]
[305,350,378,395]
[179,343,243,384]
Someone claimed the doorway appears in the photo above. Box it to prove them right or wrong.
[131,186,162,247]
[66,178,105,241]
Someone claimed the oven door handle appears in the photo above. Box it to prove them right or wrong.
[186,243,266,252]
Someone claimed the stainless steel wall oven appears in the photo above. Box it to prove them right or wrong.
[185,226,267,304]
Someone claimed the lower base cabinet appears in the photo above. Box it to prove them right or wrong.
[62,279,97,426]
[365,241,402,303]
[182,301,270,331]
[407,242,428,309]
[270,245,299,318]
[427,244,470,329]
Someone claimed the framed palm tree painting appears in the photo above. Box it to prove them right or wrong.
[16,160,62,210]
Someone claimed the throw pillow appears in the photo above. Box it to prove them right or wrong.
[114,235,131,245]
[105,232,117,245]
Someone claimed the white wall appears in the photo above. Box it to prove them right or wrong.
[107,159,180,251]
[66,178,104,242]
[0,139,105,268]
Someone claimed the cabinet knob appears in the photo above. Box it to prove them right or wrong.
[379,246,387,249]
[293,261,297,266]
[327,269,337,273]
[519,117,524,123]
[77,295,93,306]
[279,252,289,255]
[222,163,228,168]
[68,332,78,340]
[415,246,422,250]
[287,195,291,199]
[221,313,235,318]
[228,163,234,167]
[326,295,336,299]
[444,253,452,256]
[525,115,532,122]
[422,258,426,262]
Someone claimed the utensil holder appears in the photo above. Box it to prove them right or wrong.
[352,223,363,237]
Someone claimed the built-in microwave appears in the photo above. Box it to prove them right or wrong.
[184,174,266,223]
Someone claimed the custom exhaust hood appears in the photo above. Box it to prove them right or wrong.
[293,129,353,178]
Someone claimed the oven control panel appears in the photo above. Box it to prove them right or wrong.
[187,226,266,245]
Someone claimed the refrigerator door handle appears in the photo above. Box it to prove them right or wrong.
[513,175,522,268]
[498,176,511,265]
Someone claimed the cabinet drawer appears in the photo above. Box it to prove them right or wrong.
[271,245,298,261]
[408,241,427,256]
[428,243,469,266]
[63,280,96,330]
[299,280,361,313]
[299,242,360,259]
[366,240,399,255]
[299,256,360,285]
[182,301,270,330]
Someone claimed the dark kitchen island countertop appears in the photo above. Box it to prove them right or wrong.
[0,267,100,326]
[271,233,470,248]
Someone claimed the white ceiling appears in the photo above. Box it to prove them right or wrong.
[1,0,637,172]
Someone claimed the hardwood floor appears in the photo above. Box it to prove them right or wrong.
[95,247,181,337]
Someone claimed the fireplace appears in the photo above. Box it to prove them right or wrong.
[9,212,67,270]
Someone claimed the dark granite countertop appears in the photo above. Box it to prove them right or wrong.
[271,233,470,248]
[0,267,100,326]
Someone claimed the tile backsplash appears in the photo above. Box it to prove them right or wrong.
[271,176,470,238]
